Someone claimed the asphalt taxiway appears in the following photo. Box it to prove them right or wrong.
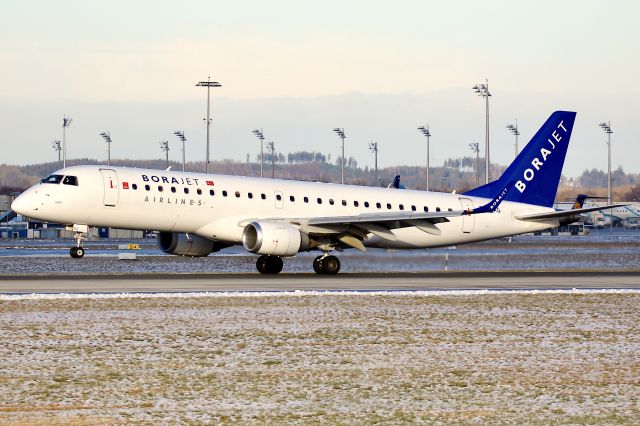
[1,271,639,294]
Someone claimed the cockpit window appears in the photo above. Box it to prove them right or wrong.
[41,174,63,184]
[62,175,78,186]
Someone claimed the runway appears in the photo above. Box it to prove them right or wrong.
[1,271,639,294]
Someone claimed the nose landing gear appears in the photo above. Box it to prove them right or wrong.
[68,224,89,259]
[313,254,340,275]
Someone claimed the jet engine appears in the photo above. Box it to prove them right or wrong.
[158,232,221,257]
[242,221,309,256]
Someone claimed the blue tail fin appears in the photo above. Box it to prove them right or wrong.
[464,111,576,207]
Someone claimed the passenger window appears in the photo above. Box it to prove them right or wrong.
[317,198,322,204]
[158,186,163,192]
[448,208,453,211]
[261,193,266,200]
[132,183,138,190]
[145,185,150,191]
[354,201,359,207]
[210,189,215,196]
[276,194,282,201]
[411,205,416,211]
[424,206,428,212]
[376,202,381,209]
[41,174,63,184]
[329,199,334,205]
[304,197,309,203]
[364,201,370,208]
[235,191,241,198]
[289,195,295,202]
[386,203,392,210]
[248,192,253,199]
[184,188,189,194]
[342,200,347,206]
[436,207,441,212]
[197,188,202,195]
[399,204,404,210]
[62,175,78,186]
[222,190,228,197]
[171,187,176,193]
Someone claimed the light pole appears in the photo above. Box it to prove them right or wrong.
[469,142,480,187]
[369,142,379,187]
[418,125,431,190]
[599,121,613,230]
[266,141,275,179]
[159,141,170,169]
[333,128,346,184]
[62,116,72,168]
[506,120,520,158]
[252,129,265,178]
[472,80,491,183]
[174,131,187,172]
[196,77,221,173]
[441,177,447,192]
[100,131,112,166]
[51,140,62,170]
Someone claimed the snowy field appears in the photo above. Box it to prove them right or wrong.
[1,291,639,424]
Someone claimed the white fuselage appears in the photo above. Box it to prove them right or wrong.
[13,165,558,250]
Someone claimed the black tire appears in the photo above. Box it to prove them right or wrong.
[75,247,85,258]
[267,256,283,274]
[70,247,79,258]
[313,256,324,274]
[256,256,269,274]
[322,255,340,275]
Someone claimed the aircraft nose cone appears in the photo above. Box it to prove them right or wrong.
[11,192,32,216]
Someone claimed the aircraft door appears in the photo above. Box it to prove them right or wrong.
[459,197,474,233]
[274,191,284,209]
[100,169,119,207]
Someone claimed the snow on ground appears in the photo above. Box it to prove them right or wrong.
[1,292,639,424]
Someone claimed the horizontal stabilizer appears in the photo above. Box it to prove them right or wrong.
[516,204,627,221]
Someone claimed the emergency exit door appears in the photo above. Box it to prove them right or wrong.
[459,197,474,233]
[100,169,119,207]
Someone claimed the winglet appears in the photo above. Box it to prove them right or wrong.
[467,182,512,215]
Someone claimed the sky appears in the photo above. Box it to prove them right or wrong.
[1,0,638,177]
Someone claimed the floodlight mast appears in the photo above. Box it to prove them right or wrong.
[333,128,346,184]
[417,125,431,190]
[506,120,520,158]
[469,142,480,187]
[252,129,265,178]
[368,142,379,186]
[196,77,221,173]
[100,132,112,166]
[159,141,170,168]
[472,80,491,183]
[51,140,62,171]
[599,121,613,231]
[62,116,72,168]
[174,131,187,172]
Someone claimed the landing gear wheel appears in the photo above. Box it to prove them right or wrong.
[313,256,324,274]
[70,247,85,259]
[256,255,283,274]
[322,255,340,275]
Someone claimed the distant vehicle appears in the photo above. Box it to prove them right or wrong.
[12,111,623,274]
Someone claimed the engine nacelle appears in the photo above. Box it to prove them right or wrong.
[242,221,308,256]
[158,232,219,257]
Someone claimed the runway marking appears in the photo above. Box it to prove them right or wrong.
[2,288,640,301]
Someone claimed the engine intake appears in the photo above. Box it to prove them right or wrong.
[158,232,221,257]
[242,221,308,256]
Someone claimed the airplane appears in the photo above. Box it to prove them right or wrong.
[11,111,625,275]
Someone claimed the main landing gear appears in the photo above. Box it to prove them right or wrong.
[256,255,283,274]
[255,253,342,275]
[68,224,89,259]
[313,254,341,275]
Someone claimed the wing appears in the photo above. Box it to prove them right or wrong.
[515,204,627,221]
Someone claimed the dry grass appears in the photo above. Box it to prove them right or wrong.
[1,293,639,424]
